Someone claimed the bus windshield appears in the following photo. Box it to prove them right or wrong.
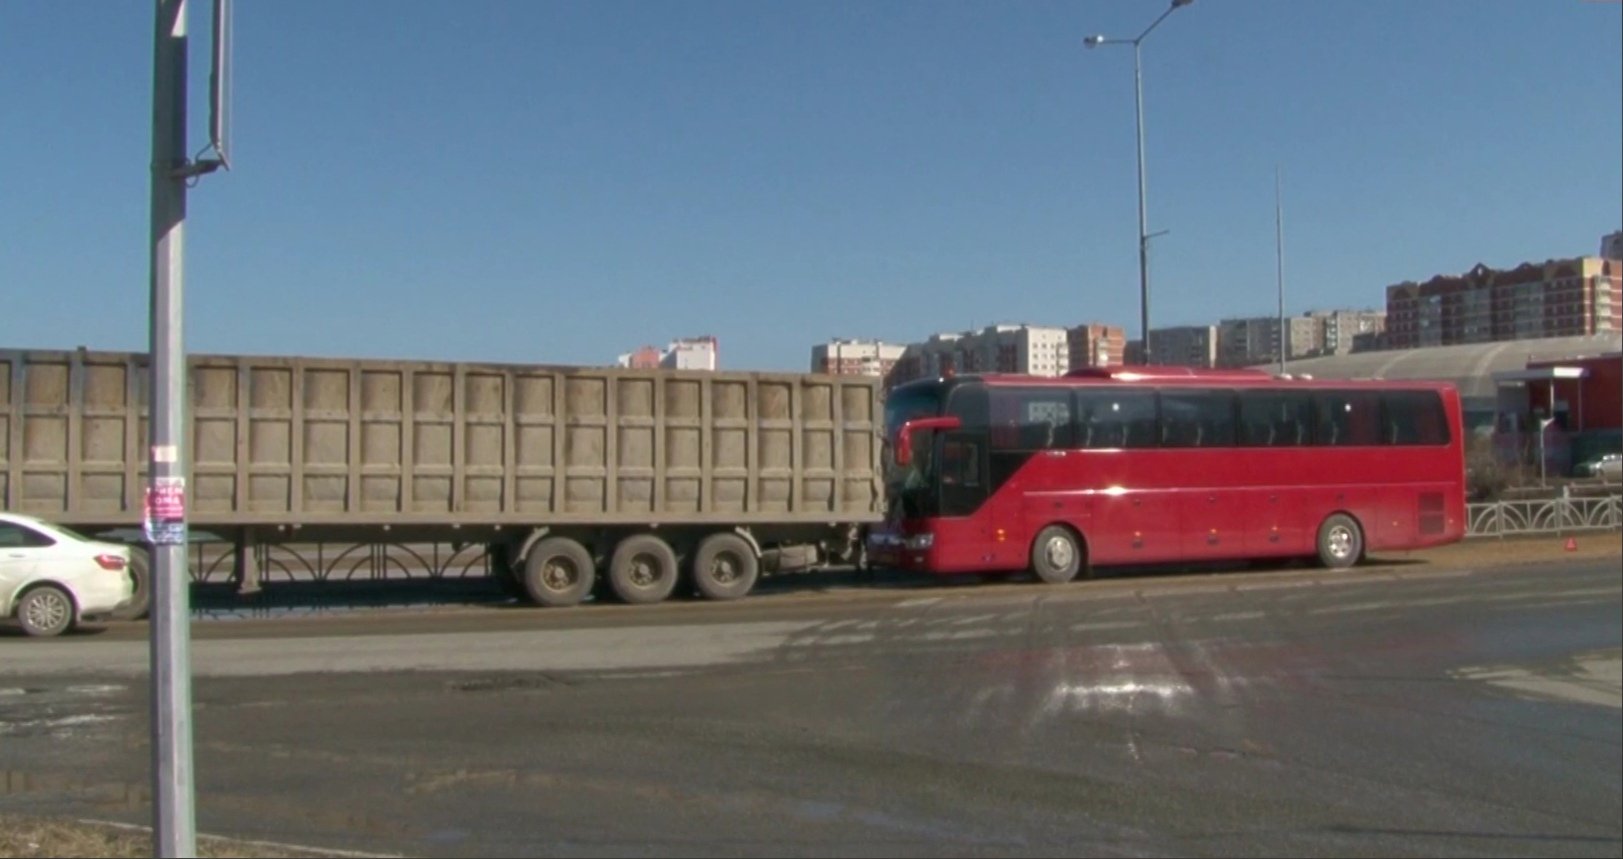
[883,382,944,517]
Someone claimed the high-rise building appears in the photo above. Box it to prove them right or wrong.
[616,336,719,371]
[1217,316,1316,367]
[887,333,964,387]
[887,324,1073,388]
[1310,309,1387,356]
[1603,230,1623,261]
[616,346,662,369]
[1142,326,1219,368]
[1066,323,1126,370]
[1385,257,1621,349]
[661,336,718,370]
[811,339,908,377]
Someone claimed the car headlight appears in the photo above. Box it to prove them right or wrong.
[905,534,934,550]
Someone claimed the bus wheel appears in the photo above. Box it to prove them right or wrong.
[692,533,759,601]
[1031,526,1084,584]
[522,537,596,607]
[1316,514,1363,570]
[607,535,680,605]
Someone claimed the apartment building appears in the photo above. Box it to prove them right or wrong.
[1140,325,1220,368]
[1386,257,1621,349]
[616,335,720,371]
[887,324,1072,388]
[1066,322,1127,370]
[810,339,908,377]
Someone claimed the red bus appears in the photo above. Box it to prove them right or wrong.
[869,367,1466,581]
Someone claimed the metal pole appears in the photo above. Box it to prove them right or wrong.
[1276,165,1286,374]
[148,0,197,855]
[1133,42,1152,366]
[1539,430,1546,488]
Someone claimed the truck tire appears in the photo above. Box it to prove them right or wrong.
[1316,513,1363,570]
[522,537,596,607]
[607,535,680,605]
[17,584,76,637]
[692,533,759,601]
[1030,525,1084,584]
[114,547,152,621]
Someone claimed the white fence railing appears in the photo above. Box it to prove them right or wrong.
[1466,495,1622,538]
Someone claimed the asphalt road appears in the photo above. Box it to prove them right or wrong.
[2,555,1619,858]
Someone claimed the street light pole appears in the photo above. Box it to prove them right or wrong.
[1085,0,1195,367]
[1133,42,1151,366]
[149,2,197,854]
[1276,165,1286,375]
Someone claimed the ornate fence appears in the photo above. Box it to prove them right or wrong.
[1467,495,1622,538]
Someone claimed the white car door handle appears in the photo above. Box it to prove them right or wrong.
[5,553,24,559]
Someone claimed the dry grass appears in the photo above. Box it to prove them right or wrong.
[0,814,366,858]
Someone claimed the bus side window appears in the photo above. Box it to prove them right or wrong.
[1018,390,1072,450]
[1120,389,1158,449]
[1076,389,1153,449]
[1159,390,1234,448]
[1239,391,1274,446]
[987,388,1020,450]
[1382,390,1450,446]
[1316,390,1381,446]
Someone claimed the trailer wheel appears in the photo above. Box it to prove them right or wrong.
[1316,514,1363,570]
[1030,525,1085,584]
[607,535,680,605]
[113,547,152,621]
[692,533,759,601]
[522,537,596,607]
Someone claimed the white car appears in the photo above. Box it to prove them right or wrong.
[1,513,135,637]
[1582,453,1623,482]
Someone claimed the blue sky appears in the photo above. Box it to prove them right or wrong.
[3,1,1619,371]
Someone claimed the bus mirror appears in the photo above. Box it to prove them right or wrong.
[895,416,962,467]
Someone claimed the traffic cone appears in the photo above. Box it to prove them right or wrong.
[1564,537,1577,552]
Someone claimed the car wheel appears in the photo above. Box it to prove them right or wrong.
[18,585,76,637]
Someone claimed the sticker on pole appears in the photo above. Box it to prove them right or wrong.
[143,476,188,545]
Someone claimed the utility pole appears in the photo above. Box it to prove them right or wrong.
[1276,165,1286,374]
[148,3,197,852]
[149,0,227,853]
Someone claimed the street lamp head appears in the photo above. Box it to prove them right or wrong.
[1171,0,1194,7]
[1083,34,1106,48]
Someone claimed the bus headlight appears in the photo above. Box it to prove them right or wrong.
[905,534,934,550]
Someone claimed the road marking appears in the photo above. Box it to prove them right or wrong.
[1067,620,1146,632]
[1455,650,1622,710]
[895,597,943,609]
[0,714,120,735]
[1209,611,1266,622]
[1232,579,1317,592]
[79,818,403,858]
[1394,569,1476,581]
[1137,584,1234,598]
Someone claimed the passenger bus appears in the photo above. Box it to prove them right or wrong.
[868,367,1466,581]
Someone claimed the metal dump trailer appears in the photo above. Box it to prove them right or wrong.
[2,348,884,614]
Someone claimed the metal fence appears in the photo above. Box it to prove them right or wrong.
[1467,495,1622,538]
